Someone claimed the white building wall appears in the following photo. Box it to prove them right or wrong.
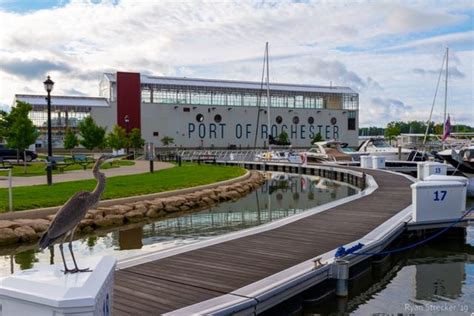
[90,102,117,133]
[140,103,358,148]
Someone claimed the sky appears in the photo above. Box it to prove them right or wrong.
[0,0,472,127]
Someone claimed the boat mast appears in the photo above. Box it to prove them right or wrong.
[443,47,449,149]
[266,42,271,150]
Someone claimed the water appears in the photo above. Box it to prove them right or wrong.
[304,198,474,315]
[0,172,358,276]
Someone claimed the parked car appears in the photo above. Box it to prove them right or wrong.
[0,145,38,162]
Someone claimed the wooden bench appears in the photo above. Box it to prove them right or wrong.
[47,156,74,173]
[72,154,94,170]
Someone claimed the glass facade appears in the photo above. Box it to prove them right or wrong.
[140,85,358,110]
[29,107,90,147]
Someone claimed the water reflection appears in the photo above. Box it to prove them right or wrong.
[0,173,357,276]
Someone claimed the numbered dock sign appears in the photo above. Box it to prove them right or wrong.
[411,181,466,223]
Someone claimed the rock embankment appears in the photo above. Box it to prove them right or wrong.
[0,171,265,246]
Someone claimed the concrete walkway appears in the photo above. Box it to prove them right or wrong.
[0,161,173,188]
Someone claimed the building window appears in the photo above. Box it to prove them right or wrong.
[141,89,151,103]
[276,116,283,124]
[196,114,204,122]
[308,116,314,124]
[214,114,222,123]
[292,116,299,124]
[343,94,358,110]
[348,118,356,130]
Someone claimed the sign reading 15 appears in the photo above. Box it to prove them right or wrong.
[433,190,447,201]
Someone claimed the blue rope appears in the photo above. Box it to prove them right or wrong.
[335,207,473,258]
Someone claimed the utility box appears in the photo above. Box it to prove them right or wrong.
[360,156,372,169]
[421,162,447,180]
[0,256,116,316]
[411,181,467,223]
[371,156,386,169]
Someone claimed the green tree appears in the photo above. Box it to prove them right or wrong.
[129,128,145,158]
[5,101,38,171]
[78,116,106,152]
[277,131,290,145]
[106,125,128,151]
[161,136,174,147]
[311,132,323,144]
[63,128,79,155]
[384,121,401,144]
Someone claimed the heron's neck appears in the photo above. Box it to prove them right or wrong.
[91,171,106,200]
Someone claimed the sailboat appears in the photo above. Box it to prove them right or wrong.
[429,48,474,196]
[254,43,302,164]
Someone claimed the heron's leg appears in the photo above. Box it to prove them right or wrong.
[59,233,73,274]
[68,227,91,273]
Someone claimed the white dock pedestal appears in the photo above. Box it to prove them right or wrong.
[411,181,467,223]
[360,156,372,169]
[371,156,386,169]
[0,256,116,316]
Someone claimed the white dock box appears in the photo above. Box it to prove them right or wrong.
[0,256,116,316]
[371,156,386,169]
[360,156,372,168]
[411,181,467,223]
[423,162,447,179]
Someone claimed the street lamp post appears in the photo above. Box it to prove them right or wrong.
[124,115,130,156]
[43,76,54,186]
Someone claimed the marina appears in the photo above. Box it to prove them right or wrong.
[0,1,472,315]
[111,163,411,314]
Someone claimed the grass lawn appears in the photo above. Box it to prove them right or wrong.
[0,164,246,212]
[4,160,135,177]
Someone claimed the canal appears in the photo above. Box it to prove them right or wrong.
[0,172,358,277]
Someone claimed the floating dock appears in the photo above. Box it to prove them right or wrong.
[113,163,415,315]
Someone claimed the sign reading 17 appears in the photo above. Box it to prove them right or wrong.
[434,190,447,201]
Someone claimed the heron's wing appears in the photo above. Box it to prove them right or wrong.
[46,191,92,240]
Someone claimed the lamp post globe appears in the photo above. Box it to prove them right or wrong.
[43,76,54,185]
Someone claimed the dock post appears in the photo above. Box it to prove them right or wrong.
[334,259,349,297]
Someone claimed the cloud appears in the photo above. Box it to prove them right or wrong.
[412,66,465,78]
[379,31,474,52]
[0,0,471,127]
[379,3,468,33]
[0,58,73,79]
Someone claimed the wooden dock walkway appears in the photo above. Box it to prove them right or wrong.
[113,166,413,315]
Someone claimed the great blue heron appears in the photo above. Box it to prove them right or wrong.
[39,155,110,274]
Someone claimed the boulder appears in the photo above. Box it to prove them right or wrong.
[14,226,38,242]
[88,209,103,217]
[0,220,21,229]
[78,219,95,230]
[96,214,124,227]
[164,205,180,213]
[98,207,116,216]
[46,214,56,221]
[201,197,214,205]
[111,205,134,215]
[179,205,191,212]
[0,228,19,245]
[29,220,50,233]
[125,210,144,223]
